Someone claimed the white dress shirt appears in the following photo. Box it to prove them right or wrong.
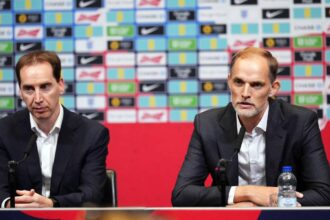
[228,105,269,204]
[30,105,64,198]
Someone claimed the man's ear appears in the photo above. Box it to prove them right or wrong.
[269,80,280,97]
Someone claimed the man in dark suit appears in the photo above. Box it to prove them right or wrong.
[0,51,109,208]
[172,47,330,207]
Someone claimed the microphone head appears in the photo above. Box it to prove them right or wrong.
[24,133,38,154]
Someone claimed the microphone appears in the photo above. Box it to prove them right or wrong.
[8,133,37,208]
[17,133,38,164]
[215,125,246,206]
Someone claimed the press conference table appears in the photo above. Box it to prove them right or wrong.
[1,207,330,220]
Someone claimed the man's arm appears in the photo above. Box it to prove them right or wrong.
[52,126,109,207]
[296,112,330,206]
[172,115,229,206]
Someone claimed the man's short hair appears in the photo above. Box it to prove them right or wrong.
[15,50,61,85]
[229,47,278,83]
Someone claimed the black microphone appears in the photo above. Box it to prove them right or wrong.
[8,133,37,208]
[215,126,246,206]
[17,133,38,164]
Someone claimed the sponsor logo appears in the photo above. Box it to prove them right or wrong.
[169,67,197,79]
[0,0,10,9]
[232,39,257,49]
[169,95,198,108]
[199,66,229,80]
[58,53,74,67]
[16,13,42,24]
[77,0,101,8]
[137,53,166,65]
[0,97,14,110]
[77,13,101,22]
[269,50,292,64]
[0,41,12,53]
[76,39,106,52]
[139,82,165,93]
[106,52,135,66]
[138,0,162,7]
[77,55,103,65]
[0,55,12,67]
[198,8,228,22]
[46,27,72,37]
[16,42,42,52]
[76,96,106,109]
[107,25,134,37]
[292,21,322,35]
[109,97,135,107]
[0,83,14,95]
[137,67,167,80]
[201,81,227,92]
[136,10,166,23]
[326,7,330,18]
[169,10,195,21]
[16,28,41,38]
[294,36,322,48]
[108,40,134,51]
[138,109,167,123]
[199,51,228,65]
[294,79,324,92]
[277,66,291,76]
[44,0,73,10]
[200,24,227,35]
[231,0,257,5]
[263,37,290,48]
[262,9,289,19]
[107,109,137,123]
[105,0,134,9]
[64,82,74,94]
[294,94,323,106]
[169,38,196,51]
[0,27,13,39]
[294,51,322,62]
[138,25,164,35]
[76,67,105,80]
[108,82,136,94]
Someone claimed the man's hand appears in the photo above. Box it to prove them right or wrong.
[226,202,257,207]
[234,186,278,206]
[14,189,54,208]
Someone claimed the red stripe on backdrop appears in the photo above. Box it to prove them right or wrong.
[106,122,330,207]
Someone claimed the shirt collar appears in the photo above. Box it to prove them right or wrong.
[236,104,269,133]
[30,105,64,137]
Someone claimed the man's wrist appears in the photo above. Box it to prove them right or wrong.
[50,197,59,207]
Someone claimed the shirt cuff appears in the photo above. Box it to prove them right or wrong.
[227,186,237,205]
[1,197,10,208]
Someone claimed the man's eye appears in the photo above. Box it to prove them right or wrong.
[41,84,51,90]
[234,79,243,86]
[251,83,263,89]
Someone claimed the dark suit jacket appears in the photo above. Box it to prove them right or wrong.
[172,99,330,206]
[0,107,109,207]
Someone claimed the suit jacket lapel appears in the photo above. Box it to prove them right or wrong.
[50,108,78,195]
[265,100,287,186]
[217,104,239,185]
[17,110,43,193]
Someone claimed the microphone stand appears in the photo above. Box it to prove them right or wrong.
[217,159,227,207]
[7,133,37,208]
[8,161,18,208]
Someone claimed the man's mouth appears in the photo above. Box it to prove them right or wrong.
[238,102,254,108]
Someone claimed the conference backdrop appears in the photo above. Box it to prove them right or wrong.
[0,0,330,206]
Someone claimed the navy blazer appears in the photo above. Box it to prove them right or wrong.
[172,99,330,206]
[0,107,109,207]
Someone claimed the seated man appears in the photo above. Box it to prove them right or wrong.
[0,50,109,208]
[172,47,330,207]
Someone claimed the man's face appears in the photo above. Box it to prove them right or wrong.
[228,55,279,121]
[19,62,64,124]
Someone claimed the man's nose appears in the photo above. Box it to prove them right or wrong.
[242,84,251,98]
[34,89,43,103]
